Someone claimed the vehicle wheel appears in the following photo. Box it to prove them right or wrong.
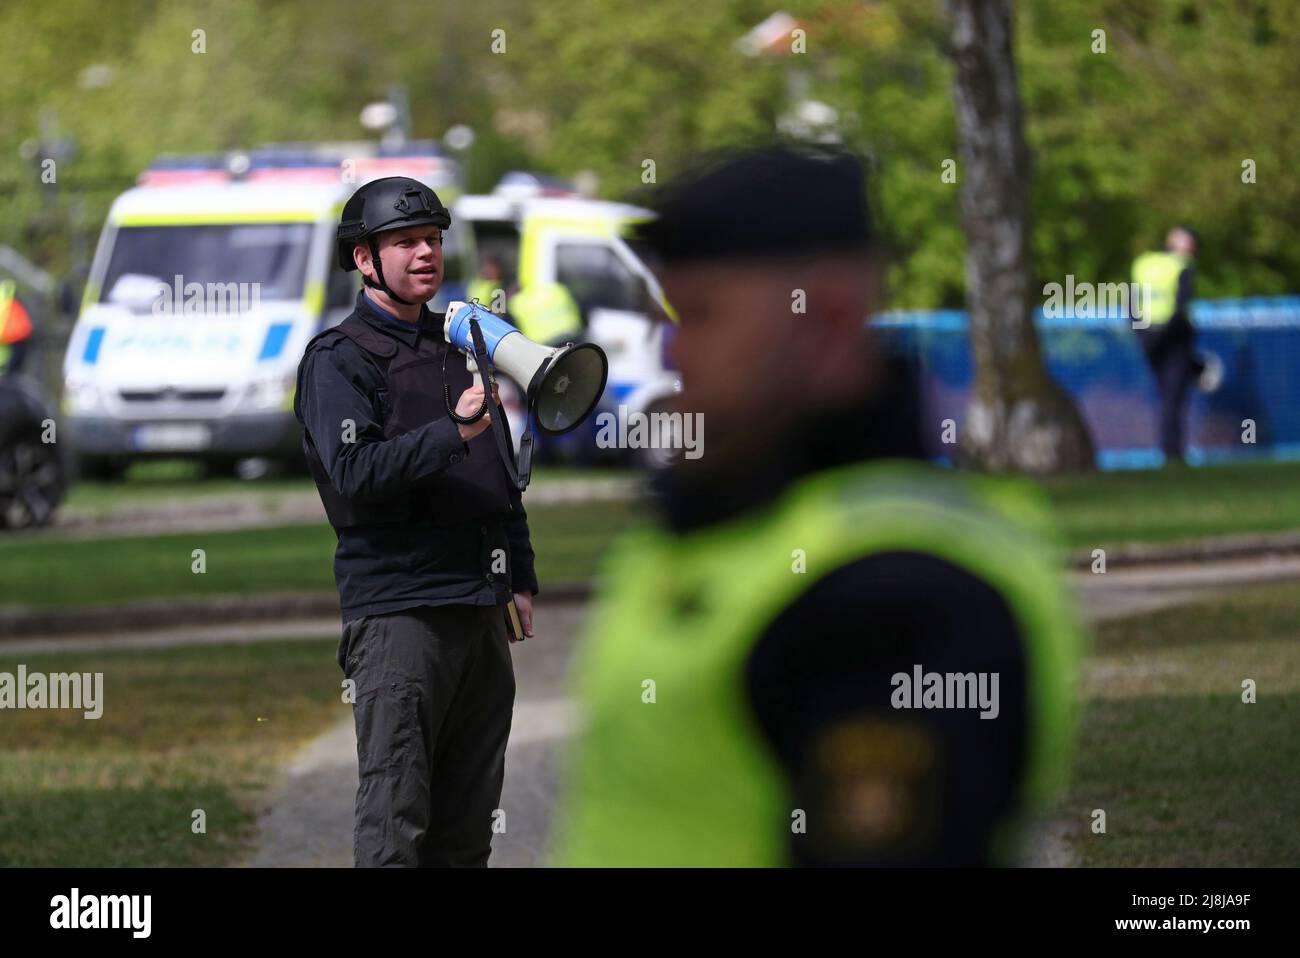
[0,430,67,529]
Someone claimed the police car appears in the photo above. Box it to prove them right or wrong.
[456,176,681,465]
[61,143,470,479]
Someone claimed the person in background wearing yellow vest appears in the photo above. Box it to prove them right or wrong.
[507,280,582,347]
[1131,226,1200,464]
[0,279,34,377]
[466,254,507,314]
[550,147,1083,867]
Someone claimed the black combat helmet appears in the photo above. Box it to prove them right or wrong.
[336,176,452,304]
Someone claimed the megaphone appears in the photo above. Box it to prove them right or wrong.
[443,300,608,493]
[444,301,608,435]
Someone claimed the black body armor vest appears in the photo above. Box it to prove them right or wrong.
[298,314,514,532]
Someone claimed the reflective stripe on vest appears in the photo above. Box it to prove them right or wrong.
[1132,251,1189,326]
[551,459,1086,866]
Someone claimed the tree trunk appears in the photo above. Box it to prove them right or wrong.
[947,0,1094,473]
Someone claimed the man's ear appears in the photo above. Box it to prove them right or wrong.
[352,243,374,282]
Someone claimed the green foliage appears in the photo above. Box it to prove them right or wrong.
[0,0,529,278]
[1018,0,1300,299]
[502,0,1298,304]
[2,0,1295,306]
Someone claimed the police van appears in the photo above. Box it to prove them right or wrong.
[61,143,470,478]
[455,174,681,465]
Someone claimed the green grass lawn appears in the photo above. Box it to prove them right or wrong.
[1042,458,1300,549]
[1055,578,1300,866]
[62,459,310,513]
[0,498,642,609]
[62,458,633,516]
[10,458,1300,611]
[0,638,341,867]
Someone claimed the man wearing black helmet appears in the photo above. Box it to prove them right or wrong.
[294,176,538,867]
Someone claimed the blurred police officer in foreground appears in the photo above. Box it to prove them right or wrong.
[294,176,538,867]
[1131,226,1202,464]
[552,147,1083,866]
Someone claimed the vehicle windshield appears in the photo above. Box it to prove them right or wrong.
[100,223,313,307]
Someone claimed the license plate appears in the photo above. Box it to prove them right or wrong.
[132,423,212,451]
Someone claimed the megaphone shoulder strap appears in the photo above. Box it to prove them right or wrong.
[451,311,534,493]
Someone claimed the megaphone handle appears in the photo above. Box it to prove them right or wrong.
[444,310,500,425]
[465,353,484,391]
[462,310,533,492]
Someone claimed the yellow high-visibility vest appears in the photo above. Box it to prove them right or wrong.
[508,282,582,344]
[466,277,505,312]
[1132,251,1191,326]
[551,458,1085,866]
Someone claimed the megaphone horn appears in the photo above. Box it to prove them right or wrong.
[444,300,609,436]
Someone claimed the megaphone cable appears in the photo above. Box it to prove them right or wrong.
[442,306,535,492]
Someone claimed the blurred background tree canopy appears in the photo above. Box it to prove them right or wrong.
[2,0,1295,306]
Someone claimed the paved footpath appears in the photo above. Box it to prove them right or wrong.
[242,602,590,868]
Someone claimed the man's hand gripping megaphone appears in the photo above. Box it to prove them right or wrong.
[443,300,535,492]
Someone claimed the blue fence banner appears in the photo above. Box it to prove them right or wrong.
[871,297,1300,470]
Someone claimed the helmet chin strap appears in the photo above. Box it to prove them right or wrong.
[364,236,417,306]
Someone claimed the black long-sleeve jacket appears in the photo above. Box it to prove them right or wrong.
[295,289,538,622]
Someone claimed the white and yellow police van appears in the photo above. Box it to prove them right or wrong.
[61,143,468,478]
[456,174,681,465]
